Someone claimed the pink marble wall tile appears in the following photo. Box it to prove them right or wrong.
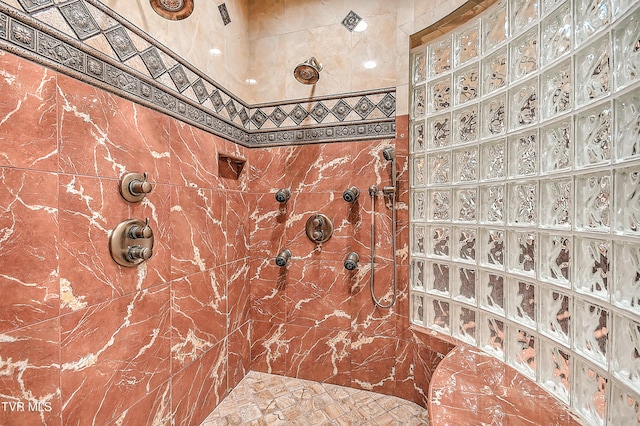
[60,284,170,425]
[350,334,397,395]
[0,169,59,332]
[250,321,287,376]
[171,267,227,369]
[172,340,228,426]
[170,119,219,189]
[249,258,287,323]
[247,192,287,260]
[285,143,354,192]
[58,176,170,311]
[286,324,351,386]
[106,381,172,426]
[0,318,61,426]
[247,146,288,193]
[57,75,171,182]
[393,339,416,402]
[228,322,251,391]
[349,262,396,336]
[348,139,396,192]
[226,191,250,261]
[227,259,251,333]
[170,186,227,278]
[394,265,411,341]
[286,260,351,330]
[0,52,58,172]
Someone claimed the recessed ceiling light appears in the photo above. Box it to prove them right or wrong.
[364,60,377,69]
[245,78,257,85]
[353,20,368,32]
[209,48,222,56]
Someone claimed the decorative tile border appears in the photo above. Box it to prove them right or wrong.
[0,0,396,147]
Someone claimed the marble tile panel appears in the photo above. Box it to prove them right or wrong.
[349,262,396,336]
[393,339,416,402]
[285,324,351,387]
[250,321,287,376]
[171,267,227,369]
[0,51,58,171]
[226,191,250,262]
[170,186,226,279]
[227,259,251,333]
[247,146,288,193]
[249,258,287,323]
[57,75,171,182]
[0,168,59,332]
[350,334,398,395]
[108,381,172,426]
[227,322,251,391]
[0,318,61,426]
[60,285,170,425]
[172,339,228,426]
[170,119,220,189]
[247,192,287,260]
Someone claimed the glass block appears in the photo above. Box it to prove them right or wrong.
[427,112,452,150]
[411,120,426,153]
[454,23,479,68]
[412,189,426,221]
[509,80,538,130]
[575,103,612,167]
[480,272,505,314]
[574,0,610,47]
[482,1,507,52]
[411,155,426,187]
[575,34,611,107]
[507,130,538,178]
[412,85,426,118]
[540,119,572,174]
[453,188,477,222]
[573,359,608,425]
[542,0,564,14]
[572,299,609,366]
[411,293,425,325]
[612,0,637,18]
[453,267,476,304]
[453,65,478,105]
[412,50,427,85]
[427,263,450,296]
[539,288,571,344]
[510,27,538,82]
[480,228,505,269]
[539,233,571,286]
[541,1,572,66]
[453,305,477,344]
[511,0,539,34]
[613,241,640,313]
[540,342,571,404]
[508,231,536,277]
[428,189,451,221]
[427,151,451,185]
[506,328,536,379]
[612,314,640,391]
[481,94,506,138]
[480,184,505,224]
[574,238,610,300]
[615,166,640,235]
[613,7,640,91]
[429,37,452,77]
[609,384,640,426]
[411,258,426,291]
[452,105,478,144]
[540,60,572,120]
[479,139,506,180]
[507,181,537,226]
[479,314,505,359]
[428,76,451,113]
[411,223,427,256]
[482,47,507,95]
[427,226,450,259]
[539,177,572,229]
[453,147,478,183]
[615,90,640,161]
[507,278,537,327]
[427,297,450,333]
[575,172,611,232]
[453,227,476,263]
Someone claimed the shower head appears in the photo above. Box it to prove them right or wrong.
[293,57,323,85]
[382,146,395,161]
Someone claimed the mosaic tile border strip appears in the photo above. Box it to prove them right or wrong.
[0,0,395,147]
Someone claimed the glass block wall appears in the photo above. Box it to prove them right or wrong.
[409,0,640,424]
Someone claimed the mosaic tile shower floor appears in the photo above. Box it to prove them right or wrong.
[200,371,430,425]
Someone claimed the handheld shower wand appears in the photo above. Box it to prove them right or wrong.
[381,146,396,196]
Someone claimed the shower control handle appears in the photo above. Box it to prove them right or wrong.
[128,246,152,261]
[109,218,155,267]
[129,173,152,196]
[305,213,333,244]
[313,217,324,227]
[120,172,153,203]
[128,218,153,239]
[312,230,324,241]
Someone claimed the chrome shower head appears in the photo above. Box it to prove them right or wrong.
[293,57,323,85]
[382,146,395,161]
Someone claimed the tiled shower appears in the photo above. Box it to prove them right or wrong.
[409,0,640,424]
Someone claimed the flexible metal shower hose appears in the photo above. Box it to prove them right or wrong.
[369,188,397,309]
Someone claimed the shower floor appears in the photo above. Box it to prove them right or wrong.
[200,371,430,425]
